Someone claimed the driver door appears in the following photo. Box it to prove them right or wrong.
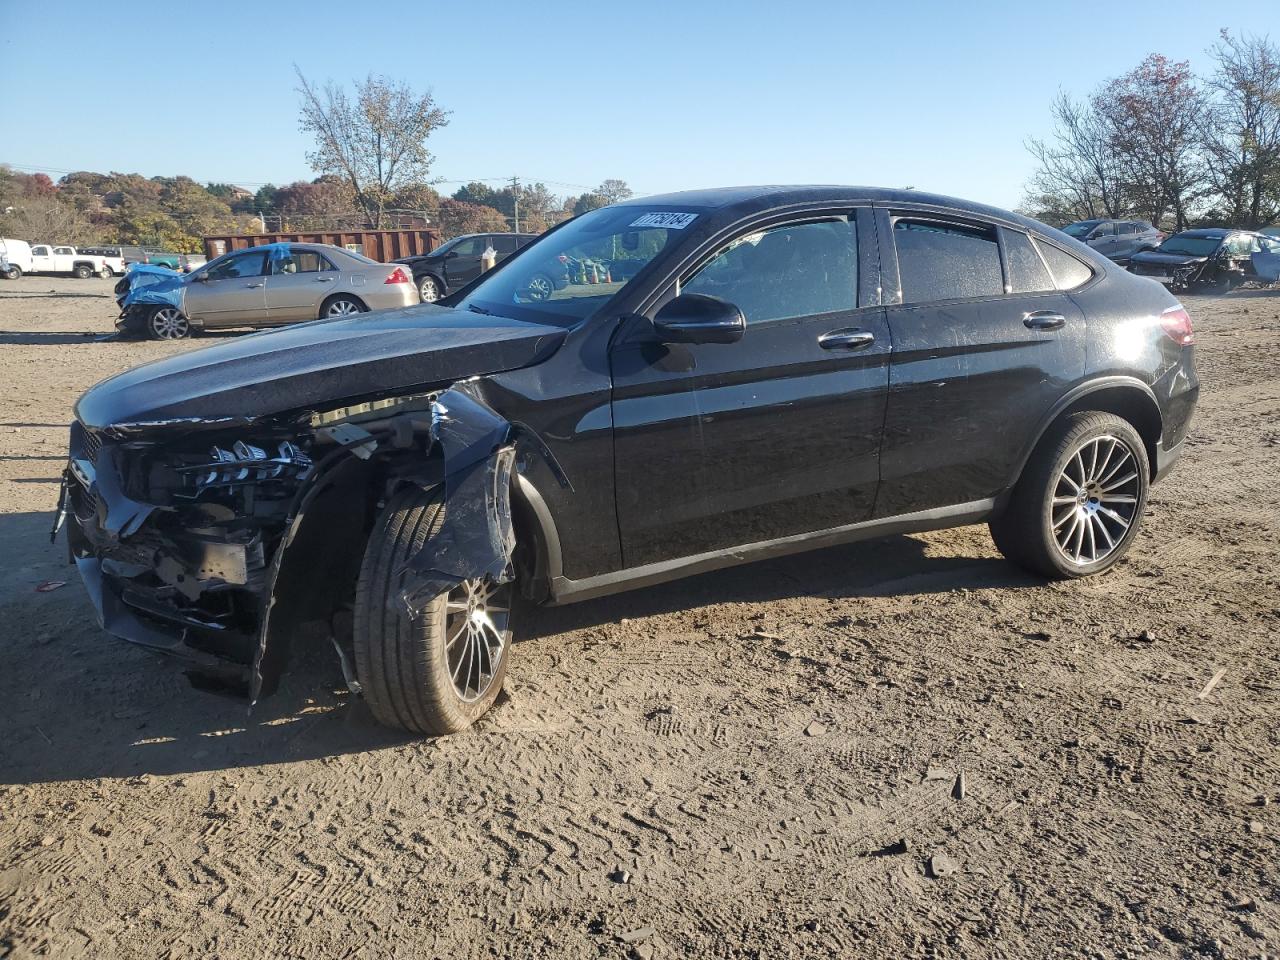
[184,250,268,326]
[608,210,890,566]
[443,236,487,289]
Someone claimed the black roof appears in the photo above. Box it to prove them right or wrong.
[617,184,1050,234]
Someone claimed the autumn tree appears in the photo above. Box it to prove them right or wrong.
[296,68,449,228]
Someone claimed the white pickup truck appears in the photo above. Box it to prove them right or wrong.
[31,244,124,278]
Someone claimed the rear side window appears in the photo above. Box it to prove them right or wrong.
[893,218,1002,303]
[1004,230,1054,293]
[1034,239,1093,290]
[492,235,518,254]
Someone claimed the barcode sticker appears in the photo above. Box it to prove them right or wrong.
[630,212,698,230]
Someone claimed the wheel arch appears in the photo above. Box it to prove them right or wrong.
[1010,377,1163,490]
[319,291,369,316]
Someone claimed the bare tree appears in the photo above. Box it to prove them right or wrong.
[0,196,96,244]
[296,68,449,229]
[1202,30,1280,228]
[1024,92,1127,222]
[594,179,634,204]
[1096,55,1208,231]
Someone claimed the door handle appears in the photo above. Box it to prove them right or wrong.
[818,328,876,351]
[314,277,334,282]
[1023,311,1066,331]
[246,282,264,288]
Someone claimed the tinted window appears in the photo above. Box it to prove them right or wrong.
[1005,230,1054,293]
[206,252,265,281]
[492,235,518,254]
[451,237,485,256]
[1033,239,1093,290]
[893,218,1001,303]
[1120,223,1139,235]
[273,250,332,274]
[684,219,857,324]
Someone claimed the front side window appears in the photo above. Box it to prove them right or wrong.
[1062,222,1097,239]
[206,252,265,281]
[1091,223,1115,238]
[456,204,695,325]
[1005,230,1054,293]
[683,219,857,324]
[893,218,1002,303]
[450,237,486,257]
[33,246,49,256]
[273,250,331,274]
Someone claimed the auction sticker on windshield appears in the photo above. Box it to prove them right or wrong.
[630,212,698,229]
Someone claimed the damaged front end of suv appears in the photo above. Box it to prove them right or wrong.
[55,383,519,705]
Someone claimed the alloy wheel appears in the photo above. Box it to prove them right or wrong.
[442,578,511,702]
[419,277,440,302]
[325,298,361,317]
[526,275,552,300]
[1050,435,1140,565]
[149,307,189,339]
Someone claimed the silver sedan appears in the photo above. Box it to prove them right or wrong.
[117,243,421,340]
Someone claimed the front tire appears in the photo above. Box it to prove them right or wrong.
[990,412,1149,579]
[1,265,19,280]
[418,275,442,303]
[146,305,191,340]
[353,485,513,735]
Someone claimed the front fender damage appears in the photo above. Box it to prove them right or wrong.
[248,382,518,703]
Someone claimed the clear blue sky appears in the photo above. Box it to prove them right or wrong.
[0,1,1270,209]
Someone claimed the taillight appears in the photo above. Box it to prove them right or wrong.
[385,267,410,284]
[1159,305,1194,346]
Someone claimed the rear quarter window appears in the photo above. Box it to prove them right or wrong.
[1033,239,1094,291]
[1004,230,1054,293]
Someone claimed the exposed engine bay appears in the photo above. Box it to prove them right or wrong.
[54,383,519,702]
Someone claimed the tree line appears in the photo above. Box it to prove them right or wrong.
[1022,31,1280,231]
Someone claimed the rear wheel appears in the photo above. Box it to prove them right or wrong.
[321,294,367,318]
[100,265,115,278]
[353,485,513,735]
[525,273,555,301]
[146,305,190,340]
[990,412,1149,579]
[73,264,93,279]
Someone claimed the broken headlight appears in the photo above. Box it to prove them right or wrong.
[187,440,312,494]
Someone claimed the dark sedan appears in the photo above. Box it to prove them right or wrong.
[1129,228,1280,291]
[60,185,1198,735]
[395,232,537,302]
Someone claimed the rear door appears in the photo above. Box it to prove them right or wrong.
[183,250,268,326]
[609,209,890,565]
[874,209,1086,517]
[263,247,340,323]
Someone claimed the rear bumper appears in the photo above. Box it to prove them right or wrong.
[1153,438,1185,484]
[361,285,421,311]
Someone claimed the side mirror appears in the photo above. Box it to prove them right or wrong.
[652,293,745,344]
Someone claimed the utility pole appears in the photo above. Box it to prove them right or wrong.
[510,176,520,233]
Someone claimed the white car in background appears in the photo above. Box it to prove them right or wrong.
[28,244,120,278]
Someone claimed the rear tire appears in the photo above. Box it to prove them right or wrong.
[990,412,1149,579]
[418,275,442,303]
[320,294,367,318]
[74,264,93,279]
[353,485,513,735]
[100,266,115,278]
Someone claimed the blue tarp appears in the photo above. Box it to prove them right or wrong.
[122,264,186,310]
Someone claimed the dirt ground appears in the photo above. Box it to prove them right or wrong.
[0,276,1277,959]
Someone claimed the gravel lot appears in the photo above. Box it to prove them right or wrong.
[1,276,1278,959]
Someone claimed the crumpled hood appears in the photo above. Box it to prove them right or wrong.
[75,304,567,429]
[1129,250,1209,267]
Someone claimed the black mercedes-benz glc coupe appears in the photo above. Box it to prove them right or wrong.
[60,186,1198,734]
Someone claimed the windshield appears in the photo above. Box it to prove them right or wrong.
[1062,221,1100,238]
[455,205,699,325]
[1158,234,1222,257]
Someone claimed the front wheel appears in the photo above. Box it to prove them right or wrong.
[418,275,442,303]
[353,485,514,735]
[990,412,1149,579]
[1,265,19,280]
[525,273,555,301]
[146,305,191,340]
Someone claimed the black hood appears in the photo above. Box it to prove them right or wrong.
[1129,249,1210,267]
[75,304,567,429]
